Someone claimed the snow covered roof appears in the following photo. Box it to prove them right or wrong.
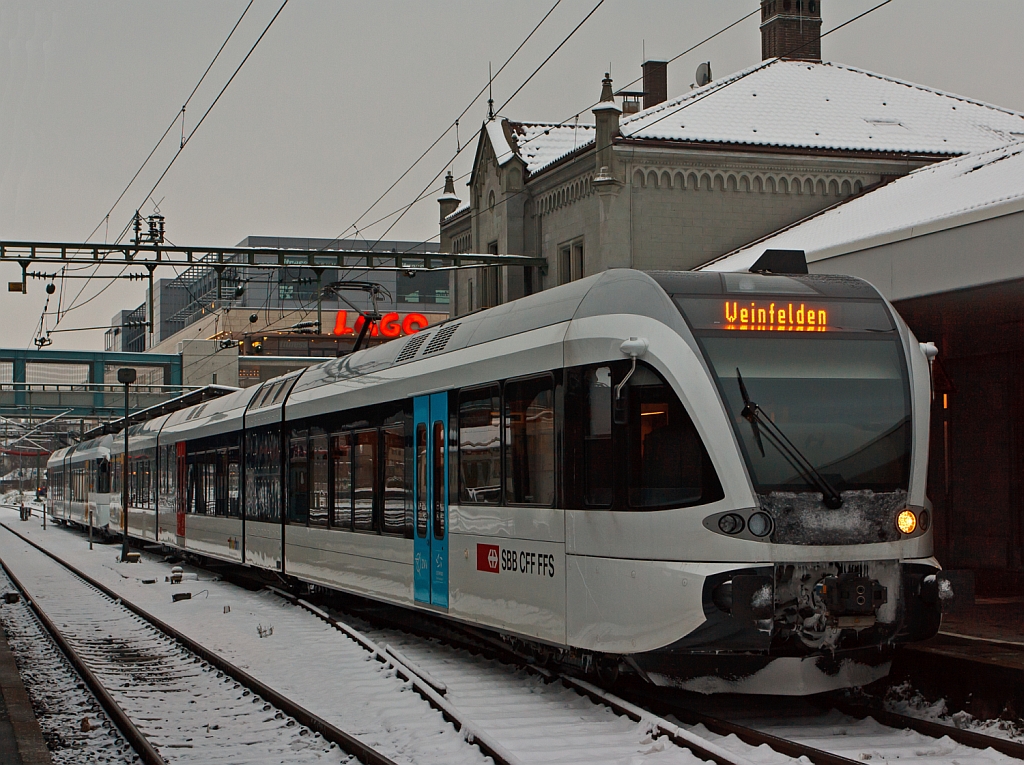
[619,59,1024,155]
[443,200,470,224]
[507,121,596,175]
[485,120,518,166]
[500,59,1024,179]
[701,140,1024,273]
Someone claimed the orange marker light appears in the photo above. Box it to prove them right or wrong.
[896,509,918,534]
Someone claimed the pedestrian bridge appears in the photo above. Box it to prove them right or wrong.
[0,348,186,419]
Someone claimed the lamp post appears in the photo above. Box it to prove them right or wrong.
[117,367,136,562]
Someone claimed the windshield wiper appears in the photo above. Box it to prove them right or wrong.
[736,368,843,509]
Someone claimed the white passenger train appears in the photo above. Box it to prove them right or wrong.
[49,270,945,693]
[47,436,113,531]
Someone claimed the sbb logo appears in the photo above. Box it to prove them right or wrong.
[477,543,500,573]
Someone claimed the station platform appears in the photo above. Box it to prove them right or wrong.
[0,615,50,764]
[890,598,1024,719]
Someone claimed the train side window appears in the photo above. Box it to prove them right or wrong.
[288,432,309,524]
[504,375,555,506]
[584,367,614,507]
[331,432,353,530]
[626,364,723,508]
[203,453,217,515]
[382,425,405,535]
[309,432,329,527]
[227,446,241,518]
[215,449,228,516]
[432,420,445,539]
[97,459,110,494]
[458,385,501,504]
[353,429,378,531]
[244,428,282,524]
[415,423,427,537]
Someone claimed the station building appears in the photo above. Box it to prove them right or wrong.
[441,0,1024,592]
[441,0,1024,314]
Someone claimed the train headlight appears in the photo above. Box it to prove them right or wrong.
[718,513,744,535]
[748,512,773,538]
[896,509,918,534]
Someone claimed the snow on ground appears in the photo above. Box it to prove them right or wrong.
[885,681,1024,746]
[0,527,349,764]
[721,707,1020,764]
[353,621,725,765]
[0,565,139,765]
[0,507,489,765]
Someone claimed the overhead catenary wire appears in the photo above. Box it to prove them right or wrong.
[45,0,286,343]
[344,5,763,256]
[382,0,896,258]
[368,0,608,251]
[319,0,565,254]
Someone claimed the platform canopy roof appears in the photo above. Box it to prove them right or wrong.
[700,140,1024,274]
[494,59,1024,178]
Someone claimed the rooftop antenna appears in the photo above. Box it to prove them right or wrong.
[487,62,495,121]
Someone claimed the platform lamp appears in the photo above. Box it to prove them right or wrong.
[117,367,136,562]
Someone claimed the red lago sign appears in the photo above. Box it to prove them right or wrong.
[331,311,430,338]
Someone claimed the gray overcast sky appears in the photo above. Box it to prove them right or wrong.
[2,0,1023,350]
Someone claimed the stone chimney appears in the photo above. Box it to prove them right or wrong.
[438,171,461,222]
[642,60,668,109]
[593,73,622,176]
[761,0,822,62]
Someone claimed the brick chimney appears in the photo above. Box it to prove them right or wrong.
[761,0,822,62]
[642,60,667,109]
[438,171,461,222]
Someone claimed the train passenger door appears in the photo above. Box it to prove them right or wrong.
[413,393,449,608]
[176,442,187,540]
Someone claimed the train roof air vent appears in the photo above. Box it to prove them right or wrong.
[395,332,431,363]
[422,323,460,355]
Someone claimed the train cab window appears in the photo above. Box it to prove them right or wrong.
[626,364,722,508]
[309,433,329,527]
[331,433,353,530]
[288,432,309,524]
[432,421,445,539]
[584,367,613,507]
[353,429,378,531]
[382,425,405,535]
[415,423,427,537]
[227,447,241,517]
[459,385,501,504]
[504,375,555,506]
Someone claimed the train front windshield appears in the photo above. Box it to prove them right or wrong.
[676,293,912,495]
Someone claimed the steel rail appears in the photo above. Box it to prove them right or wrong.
[273,591,766,765]
[831,697,1024,760]
[627,686,861,765]
[0,554,168,765]
[0,521,399,765]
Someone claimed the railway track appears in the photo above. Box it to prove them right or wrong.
[0,522,395,765]
[285,592,1024,765]
[6,510,1024,765]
